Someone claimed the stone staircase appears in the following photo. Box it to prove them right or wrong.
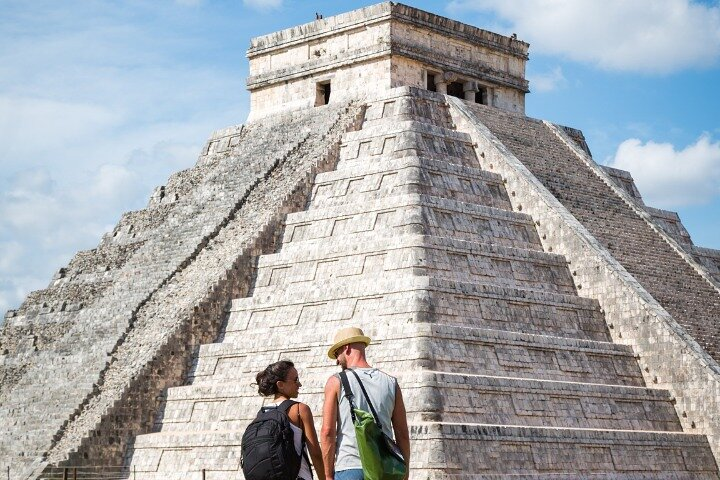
[602,165,720,288]
[462,102,720,363]
[125,88,718,478]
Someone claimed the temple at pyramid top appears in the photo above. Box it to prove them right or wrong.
[246,2,529,120]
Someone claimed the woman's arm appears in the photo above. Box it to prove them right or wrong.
[299,402,326,480]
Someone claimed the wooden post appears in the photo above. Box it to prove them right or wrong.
[7,465,10,480]
[201,469,206,480]
[62,468,68,480]
[133,465,136,480]
[72,467,77,480]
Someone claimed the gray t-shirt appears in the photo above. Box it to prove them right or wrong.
[335,367,397,471]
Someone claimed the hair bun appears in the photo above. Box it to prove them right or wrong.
[255,360,294,396]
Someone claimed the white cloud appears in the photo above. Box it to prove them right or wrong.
[448,0,720,73]
[528,66,567,92]
[243,0,283,12]
[0,242,25,272]
[88,164,140,200]
[0,96,121,165]
[607,134,720,207]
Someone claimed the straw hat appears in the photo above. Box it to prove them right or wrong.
[327,327,371,359]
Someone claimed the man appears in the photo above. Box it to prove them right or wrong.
[321,327,410,480]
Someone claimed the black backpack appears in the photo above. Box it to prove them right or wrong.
[241,399,309,480]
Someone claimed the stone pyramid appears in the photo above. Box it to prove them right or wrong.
[125,87,719,478]
[2,3,720,479]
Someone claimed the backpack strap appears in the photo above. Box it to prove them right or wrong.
[277,399,313,479]
[338,370,357,424]
[278,399,298,413]
[348,369,385,433]
[259,399,296,414]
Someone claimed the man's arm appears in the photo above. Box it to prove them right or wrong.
[391,383,410,473]
[321,375,340,480]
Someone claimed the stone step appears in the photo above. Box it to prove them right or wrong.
[189,327,429,385]
[196,323,643,387]
[413,423,717,478]
[339,119,473,163]
[126,424,716,477]
[361,88,456,130]
[341,117,467,144]
[425,474,716,480]
[254,235,574,296]
[157,371,678,433]
[337,135,478,169]
[283,194,534,250]
[689,244,720,284]
[308,154,511,210]
[0,407,74,427]
[422,278,609,342]
[0,370,99,410]
[336,149,480,175]
[425,324,643,386]
[225,275,426,333]
[227,277,609,342]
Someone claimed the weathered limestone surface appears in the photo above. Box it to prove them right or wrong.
[448,95,720,469]
[0,101,364,479]
[125,88,718,478]
[692,245,720,285]
[601,165,645,205]
[461,102,720,362]
[601,165,720,288]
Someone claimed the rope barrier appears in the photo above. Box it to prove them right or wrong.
[38,466,135,480]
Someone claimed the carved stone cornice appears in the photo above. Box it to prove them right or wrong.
[248,3,528,61]
[247,40,528,93]
[247,43,391,89]
[391,7,528,60]
[390,42,529,92]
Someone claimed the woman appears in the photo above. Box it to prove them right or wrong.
[255,360,325,480]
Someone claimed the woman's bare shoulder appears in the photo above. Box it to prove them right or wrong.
[297,401,314,416]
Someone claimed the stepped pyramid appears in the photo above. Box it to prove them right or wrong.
[2,3,720,479]
[125,86,719,478]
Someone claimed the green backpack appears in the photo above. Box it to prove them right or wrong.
[338,370,407,480]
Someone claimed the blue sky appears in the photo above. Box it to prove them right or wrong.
[1,0,719,314]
